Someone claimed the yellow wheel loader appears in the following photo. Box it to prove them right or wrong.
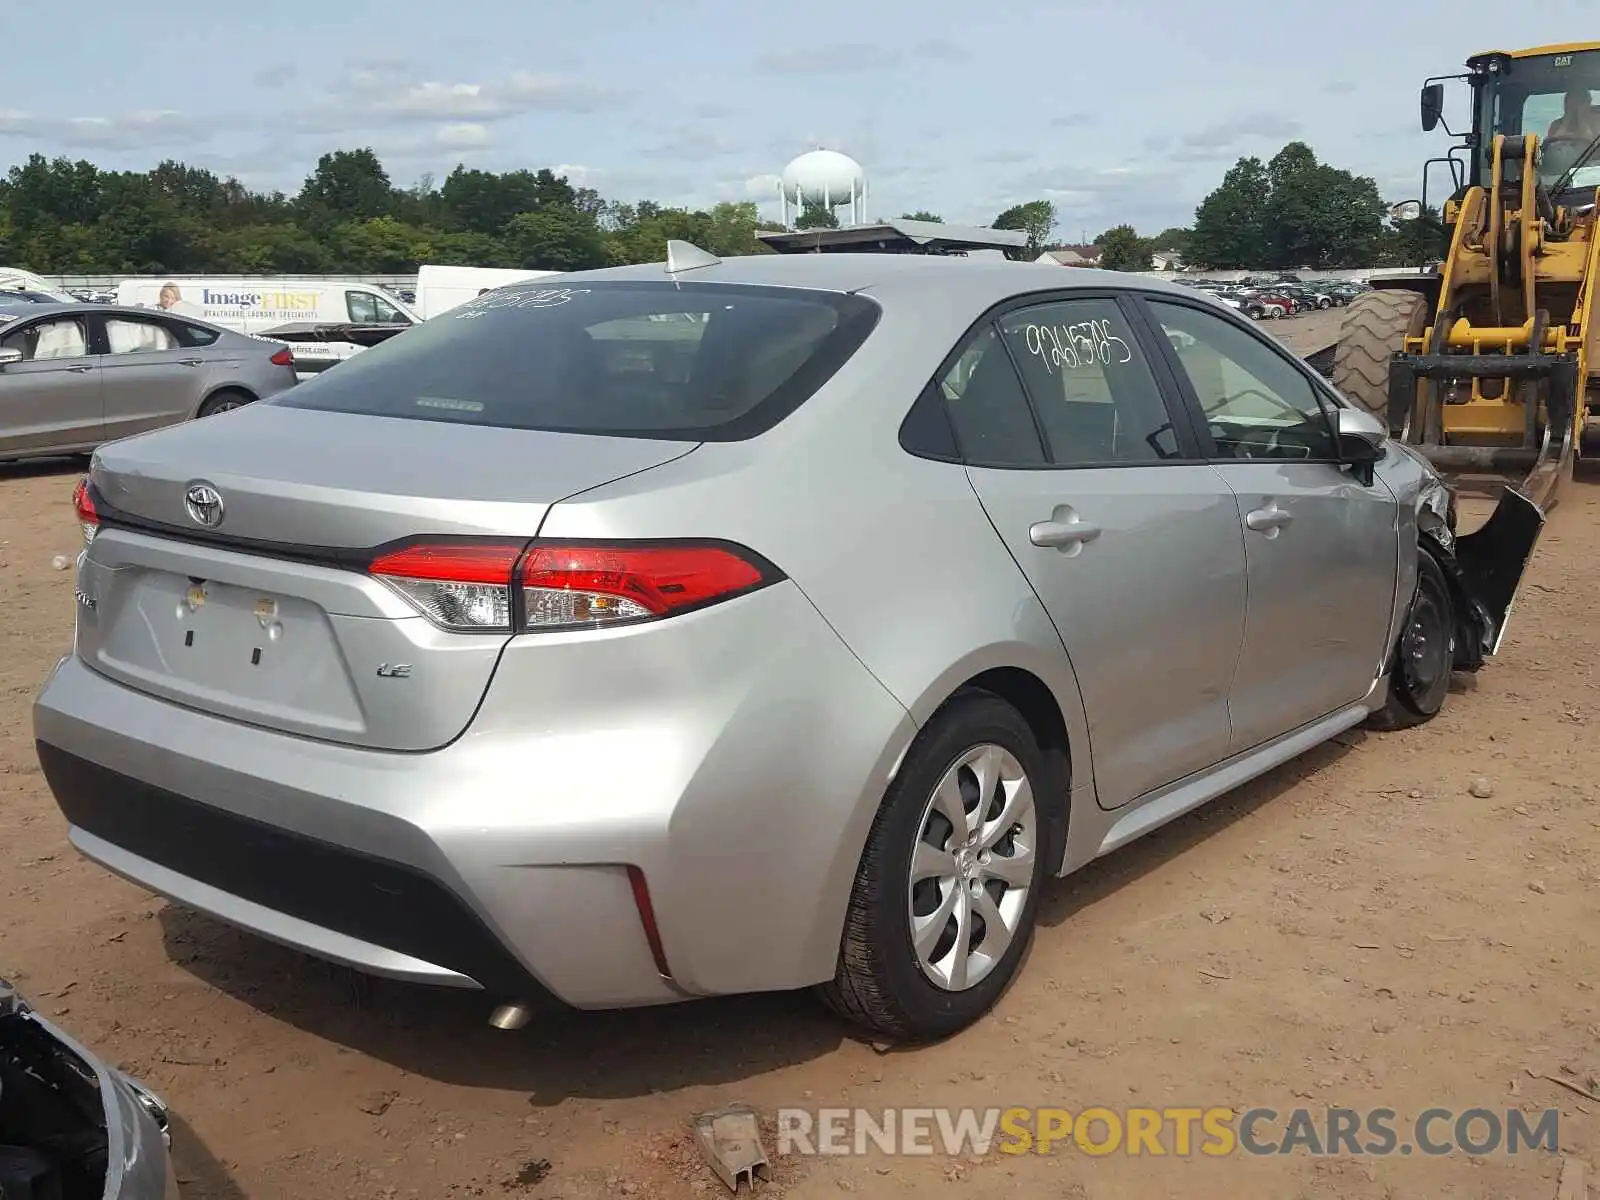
[1332,42,1600,511]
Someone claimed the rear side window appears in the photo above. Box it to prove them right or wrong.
[276,281,881,441]
[105,317,179,354]
[174,321,220,347]
[935,325,1045,467]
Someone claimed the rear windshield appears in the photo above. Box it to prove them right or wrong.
[270,280,881,441]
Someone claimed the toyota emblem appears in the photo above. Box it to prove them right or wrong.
[184,483,225,528]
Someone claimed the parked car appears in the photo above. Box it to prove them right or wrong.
[0,268,75,302]
[2,977,176,1198]
[1250,288,1300,316]
[0,303,298,462]
[34,253,1542,1042]
[0,288,63,306]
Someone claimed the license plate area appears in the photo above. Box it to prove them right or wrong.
[91,568,366,734]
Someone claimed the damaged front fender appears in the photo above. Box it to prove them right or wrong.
[1429,487,1546,671]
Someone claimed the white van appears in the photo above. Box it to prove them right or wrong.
[0,267,75,301]
[414,265,559,319]
[114,278,420,334]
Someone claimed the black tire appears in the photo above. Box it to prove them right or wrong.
[817,693,1064,1042]
[1365,550,1456,731]
[1331,290,1428,421]
[197,389,254,418]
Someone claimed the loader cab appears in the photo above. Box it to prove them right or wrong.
[1450,45,1600,199]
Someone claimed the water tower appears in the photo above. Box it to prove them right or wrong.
[779,149,867,228]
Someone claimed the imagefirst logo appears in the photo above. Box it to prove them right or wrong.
[200,289,318,311]
[775,1106,1561,1159]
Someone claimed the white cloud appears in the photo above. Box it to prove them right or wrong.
[744,173,782,198]
[380,82,500,121]
[435,122,492,149]
[1177,113,1302,152]
[0,108,202,150]
[504,72,623,114]
[288,63,625,134]
[550,163,599,185]
[642,123,742,160]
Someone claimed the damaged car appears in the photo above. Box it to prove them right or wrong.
[1,978,175,1199]
[33,249,1543,1044]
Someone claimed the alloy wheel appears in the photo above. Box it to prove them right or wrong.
[906,744,1037,992]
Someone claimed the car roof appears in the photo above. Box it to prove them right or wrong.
[544,251,1216,312]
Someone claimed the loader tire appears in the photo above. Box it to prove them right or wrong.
[1330,289,1429,425]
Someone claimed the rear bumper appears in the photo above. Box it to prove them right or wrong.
[33,582,916,1009]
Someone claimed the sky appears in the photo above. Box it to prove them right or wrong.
[0,1,1588,239]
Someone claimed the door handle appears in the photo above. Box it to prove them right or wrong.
[1245,504,1293,535]
[66,365,93,373]
[179,359,203,367]
[1029,510,1102,553]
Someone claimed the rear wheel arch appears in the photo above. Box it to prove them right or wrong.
[955,668,1070,781]
[921,666,1074,859]
[197,387,256,418]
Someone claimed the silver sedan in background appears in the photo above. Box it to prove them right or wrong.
[0,303,298,462]
[34,253,1541,1042]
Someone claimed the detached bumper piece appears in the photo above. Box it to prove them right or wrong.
[1447,486,1547,661]
[2,979,176,1199]
[1386,350,1579,511]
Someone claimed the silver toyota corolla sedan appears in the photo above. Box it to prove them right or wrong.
[0,303,298,462]
[32,250,1543,1041]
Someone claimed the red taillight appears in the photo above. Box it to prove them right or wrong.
[520,544,766,630]
[370,542,523,631]
[367,539,773,633]
[72,478,98,545]
[269,346,295,367]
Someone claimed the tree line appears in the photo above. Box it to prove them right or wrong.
[1087,143,1441,272]
[0,149,774,275]
[0,140,1440,277]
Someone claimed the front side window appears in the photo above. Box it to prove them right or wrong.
[347,290,410,325]
[278,281,880,441]
[1147,300,1337,461]
[1,317,89,361]
[998,297,1183,464]
[105,318,179,355]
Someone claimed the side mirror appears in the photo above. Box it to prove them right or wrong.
[1389,200,1423,222]
[1336,406,1387,462]
[1420,82,1444,132]
[0,348,21,369]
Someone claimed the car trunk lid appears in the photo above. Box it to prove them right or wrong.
[76,404,697,750]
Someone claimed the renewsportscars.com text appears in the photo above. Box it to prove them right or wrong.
[776,1106,1561,1158]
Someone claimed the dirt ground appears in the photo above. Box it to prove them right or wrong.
[3,314,1597,1198]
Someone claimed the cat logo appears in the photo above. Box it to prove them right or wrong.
[375,663,412,678]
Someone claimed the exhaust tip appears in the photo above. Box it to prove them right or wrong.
[488,1003,533,1031]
